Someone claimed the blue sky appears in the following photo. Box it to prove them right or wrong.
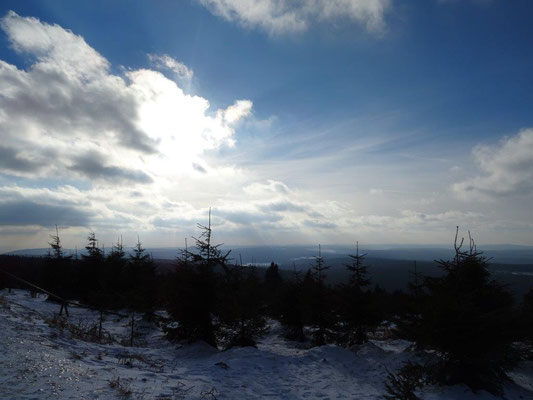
[0,0,532,252]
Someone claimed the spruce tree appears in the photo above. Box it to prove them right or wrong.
[346,242,370,288]
[106,237,127,307]
[167,210,228,347]
[83,231,103,260]
[404,228,518,395]
[265,262,282,290]
[279,263,306,341]
[396,261,428,344]
[43,225,72,301]
[407,261,424,300]
[310,245,332,346]
[79,231,105,304]
[168,238,216,345]
[188,209,231,271]
[338,242,373,345]
[126,238,156,316]
[520,288,533,346]
[219,264,268,348]
[49,225,65,259]
[264,261,283,317]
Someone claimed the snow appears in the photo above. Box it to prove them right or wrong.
[1,289,532,400]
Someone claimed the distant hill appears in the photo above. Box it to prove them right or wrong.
[5,244,533,264]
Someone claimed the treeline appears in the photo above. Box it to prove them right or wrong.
[1,223,533,397]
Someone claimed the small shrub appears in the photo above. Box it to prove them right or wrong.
[109,376,132,398]
[384,361,428,400]
[200,386,218,400]
[168,381,194,399]
[46,316,115,344]
[69,350,84,360]
[116,352,164,372]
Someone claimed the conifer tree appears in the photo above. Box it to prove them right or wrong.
[167,210,228,347]
[346,242,370,289]
[338,242,373,345]
[279,263,306,341]
[264,261,283,317]
[403,228,518,395]
[397,260,426,325]
[79,231,105,303]
[183,209,231,270]
[83,231,104,260]
[48,225,65,259]
[310,244,333,346]
[130,238,150,263]
[108,237,126,261]
[43,225,72,301]
[106,237,127,307]
[303,268,314,286]
[126,238,156,316]
[407,261,424,299]
[520,288,533,345]
[313,245,329,285]
[265,262,282,290]
[219,263,268,347]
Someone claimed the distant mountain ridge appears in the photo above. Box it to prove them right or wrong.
[5,244,533,265]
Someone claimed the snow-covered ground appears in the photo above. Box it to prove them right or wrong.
[1,289,532,400]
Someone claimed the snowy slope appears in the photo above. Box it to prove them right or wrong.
[1,289,531,400]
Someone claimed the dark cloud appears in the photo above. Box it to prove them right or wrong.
[0,145,44,173]
[70,152,153,184]
[259,200,324,218]
[259,200,306,213]
[0,200,90,226]
[303,219,337,229]
[215,209,283,225]
[0,65,157,154]
[152,216,197,228]
[192,162,207,174]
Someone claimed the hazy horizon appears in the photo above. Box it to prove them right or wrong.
[5,241,533,267]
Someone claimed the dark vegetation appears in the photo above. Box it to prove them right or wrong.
[1,223,532,398]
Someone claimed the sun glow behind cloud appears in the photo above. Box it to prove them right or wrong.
[0,11,349,249]
[0,11,253,178]
[127,68,253,175]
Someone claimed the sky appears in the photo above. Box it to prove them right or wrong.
[0,0,532,252]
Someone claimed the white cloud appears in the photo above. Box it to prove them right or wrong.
[453,128,533,199]
[148,53,194,81]
[0,11,252,185]
[197,0,390,35]
[220,99,253,125]
[0,11,108,80]
[243,180,291,196]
